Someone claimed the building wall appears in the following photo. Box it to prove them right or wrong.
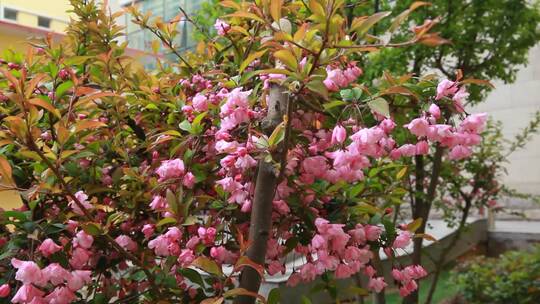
[474,44,540,196]
[0,0,71,32]
[121,0,205,60]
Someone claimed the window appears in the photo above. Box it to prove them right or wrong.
[4,8,18,21]
[38,16,51,28]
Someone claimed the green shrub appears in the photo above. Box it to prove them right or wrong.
[452,246,540,303]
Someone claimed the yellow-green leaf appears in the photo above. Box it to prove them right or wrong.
[240,49,267,73]
[274,49,297,70]
[28,98,61,118]
[368,97,390,117]
[270,0,282,21]
[406,218,423,232]
[191,257,223,276]
[352,11,391,36]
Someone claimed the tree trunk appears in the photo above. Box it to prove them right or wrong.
[403,147,444,304]
[235,85,289,304]
[425,197,472,304]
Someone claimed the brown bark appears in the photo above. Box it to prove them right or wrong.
[404,147,444,304]
[235,85,289,304]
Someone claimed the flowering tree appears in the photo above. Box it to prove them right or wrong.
[0,0,490,303]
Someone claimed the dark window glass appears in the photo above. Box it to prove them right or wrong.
[38,16,51,28]
[4,8,18,21]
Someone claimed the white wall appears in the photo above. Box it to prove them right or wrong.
[474,44,540,196]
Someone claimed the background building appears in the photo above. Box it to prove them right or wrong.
[474,45,540,216]
[120,0,205,62]
[0,0,72,52]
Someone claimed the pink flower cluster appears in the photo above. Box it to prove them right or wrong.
[10,255,92,303]
[155,158,195,188]
[392,265,428,297]
[323,63,363,91]
[214,19,231,36]
[436,79,469,112]
[287,219,380,287]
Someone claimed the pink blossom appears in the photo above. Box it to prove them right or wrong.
[435,79,458,100]
[349,225,367,244]
[428,104,441,119]
[392,268,405,281]
[415,141,429,155]
[380,118,396,133]
[214,19,230,36]
[406,118,430,137]
[460,113,488,133]
[453,87,469,103]
[69,190,93,215]
[335,264,354,279]
[198,227,217,245]
[397,144,417,157]
[272,199,290,215]
[11,259,45,286]
[74,230,94,249]
[38,239,62,257]
[393,230,412,249]
[11,285,45,304]
[156,159,185,181]
[70,248,90,269]
[44,286,76,304]
[350,127,385,145]
[368,277,387,293]
[210,246,236,264]
[0,284,9,298]
[267,260,285,276]
[142,224,155,239]
[364,265,376,278]
[115,235,138,252]
[178,249,196,266]
[364,225,382,241]
[331,125,347,145]
[183,172,196,189]
[149,195,167,210]
[399,280,418,297]
[148,235,170,256]
[42,263,70,285]
[67,270,92,291]
[449,145,472,160]
[311,234,327,250]
[192,94,209,112]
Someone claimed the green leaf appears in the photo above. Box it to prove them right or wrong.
[82,223,102,236]
[179,268,205,287]
[352,87,363,99]
[351,202,381,215]
[306,79,328,100]
[274,49,297,70]
[340,89,354,101]
[396,166,408,179]
[368,97,390,117]
[353,11,391,36]
[166,188,178,214]
[178,120,192,133]
[323,100,347,110]
[301,296,312,304]
[1,210,29,221]
[268,122,285,147]
[406,218,423,232]
[240,49,267,73]
[268,288,281,304]
[191,256,223,276]
[156,217,177,227]
[56,81,74,98]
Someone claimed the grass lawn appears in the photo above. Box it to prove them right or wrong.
[368,270,458,304]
